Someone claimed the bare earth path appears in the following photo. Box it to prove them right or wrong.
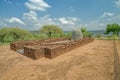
[0,40,119,80]
[115,41,120,80]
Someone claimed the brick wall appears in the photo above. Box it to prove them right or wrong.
[10,38,68,51]
[10,38,94,59]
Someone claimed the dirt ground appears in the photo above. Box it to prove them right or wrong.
[115,41,120,80]
[0,40,120,80]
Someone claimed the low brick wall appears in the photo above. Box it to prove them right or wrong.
[44,38,94,59]
[44,45,65,59]
[10,38,68,51]
[23,38,94,59]
[24,46,45,59]
[10,38,94,59]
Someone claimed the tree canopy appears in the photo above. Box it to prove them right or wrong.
[0,27,34,42]
[80,27,92,38]
[39,25,63,38]
[105,23,120,36]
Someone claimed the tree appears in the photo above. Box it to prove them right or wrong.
[0,27,34,42]
[64,31,72,39]
[40,25,63,38]
[80,27,92,38]
[105,23,120,37]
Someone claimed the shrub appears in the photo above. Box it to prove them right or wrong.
[81,27,92,38]
[0,27,35,43]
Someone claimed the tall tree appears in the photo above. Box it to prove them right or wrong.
[105,23,120,36]
[40,25,63,38]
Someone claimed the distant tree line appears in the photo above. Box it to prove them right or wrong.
[0,25,64,43]
[0,24,93,43]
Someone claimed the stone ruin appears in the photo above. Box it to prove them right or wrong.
[71,29,83,40]
[10,38,94,59]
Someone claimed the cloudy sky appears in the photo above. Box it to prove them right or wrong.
[0,0,120,31]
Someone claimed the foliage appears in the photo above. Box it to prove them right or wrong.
[105,23,120,37]
[39,24,63,38]
[33,34,47,40]
[80,27,92,38]
[0,27,35,43]
[95,34,102,38]
[64,32,72,38]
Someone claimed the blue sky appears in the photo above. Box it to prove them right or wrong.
[0,0,120,31]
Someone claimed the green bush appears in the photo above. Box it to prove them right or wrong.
[63,32,72,39]
[95,34,102,38]
[80,27,92,38]
[33,34,47,40]
[0,27,35,43]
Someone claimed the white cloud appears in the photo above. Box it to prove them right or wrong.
[23,11,40,29]
[115,0,120,8]
[59,17,78,25]
[86,20,107,30]
[8,17,25,25]
[101,12,114,18]
[79,24,88,27]
[25,0,51,11]
[116,15,120,19]
[23,11,51,25]
[59,17,69,24]
[47,18,53,22]
[22,11,80,30]
[23,11,56,30]
[39,15,55,25]
[0,21,7,26]
[23,11,38,23]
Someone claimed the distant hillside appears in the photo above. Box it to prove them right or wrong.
[89,30,105,35]
[64,30,105,35]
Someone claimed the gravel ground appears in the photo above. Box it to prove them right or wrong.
[0,40,119,80]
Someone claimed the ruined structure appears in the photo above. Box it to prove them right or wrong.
[10,38,93,59]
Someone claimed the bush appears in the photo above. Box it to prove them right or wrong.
[81,27,92,38]
[64,32,72,38]
[33,34,47,40]
[95,34,102,38]
[0,27,35,43]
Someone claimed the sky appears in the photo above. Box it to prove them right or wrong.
[0,0,120,31]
